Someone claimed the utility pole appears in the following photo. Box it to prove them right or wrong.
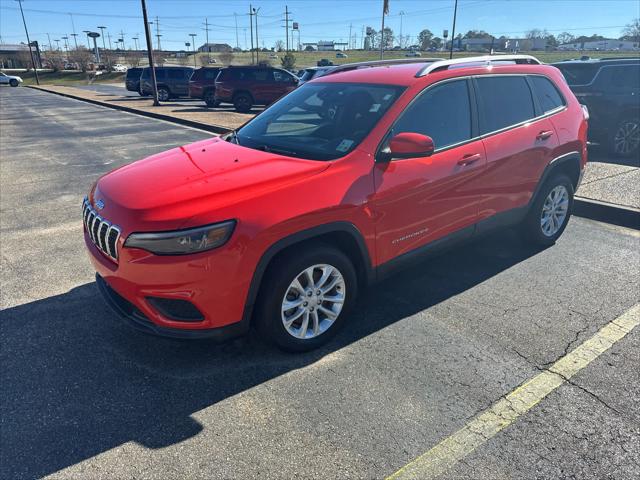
[155,16,161,51]
[203,17,210,62]
[62,36,69,52]
[348,23,352,50]
[97,26,107,50]
[380,0,388,59]
[249,5,254,64]
[234,13,239,50]
[140,0,159,105]
[449,0,458,59]
[119,30,126,50]
[16,0,39,84]
[47,33,52,51]
[253,7,260,63]
[107,32,113,50]
[284,5,289,52]
[398,10,404,49]
[69,13,78,48]
[189,33,197,67]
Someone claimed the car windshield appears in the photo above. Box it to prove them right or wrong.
[233,82,405,161]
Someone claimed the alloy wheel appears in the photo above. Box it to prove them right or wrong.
[540,185,569,237]
[157,89,170,101]
[281,264,346,340]
[613,121,640,156]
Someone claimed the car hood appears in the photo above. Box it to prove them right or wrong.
[93,137,330,231]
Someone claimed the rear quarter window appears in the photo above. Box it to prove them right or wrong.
[529,76,565,113]
[554,63,599,86]
[475,76,536,134]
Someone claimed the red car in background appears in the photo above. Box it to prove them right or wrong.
[83,55,588,351]
[188,67,222,107]
[214,65,299,112]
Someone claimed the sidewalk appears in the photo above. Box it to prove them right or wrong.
[577,153,639,210]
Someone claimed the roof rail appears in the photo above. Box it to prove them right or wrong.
[325,58,440,76]
[415,54,541,77]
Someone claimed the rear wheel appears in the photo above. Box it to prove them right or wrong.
[521,174,574,247]
[233,92,253,113]
[204,89,219,108]
[610,117,640,158]
[256,245,357,352]
[157,86,170,101]
[9,79,18,87]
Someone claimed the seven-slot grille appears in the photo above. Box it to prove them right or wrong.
[82,197,121,261]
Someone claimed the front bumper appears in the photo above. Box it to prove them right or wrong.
[96,274,248,340]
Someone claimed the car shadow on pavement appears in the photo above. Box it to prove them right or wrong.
[0,228,543,479]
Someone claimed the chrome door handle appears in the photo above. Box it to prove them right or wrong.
[536,130,553,140]
[457,153,481,166]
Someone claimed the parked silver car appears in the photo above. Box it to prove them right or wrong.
[0,72,23,87]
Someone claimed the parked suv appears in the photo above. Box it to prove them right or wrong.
[552,58,640,157]
[125,67,144,95]
[188,66,222,107]
[215,65,298,112]
[84,56,587,351]
[140,66,195,101]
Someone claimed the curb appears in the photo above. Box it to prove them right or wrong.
[573,197,640,230]
[26,85,232,135]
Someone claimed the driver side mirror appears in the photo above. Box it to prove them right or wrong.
[378,132,435,162]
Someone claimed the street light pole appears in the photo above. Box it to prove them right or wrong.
[16,0,39,84]
[449,0,458,59]
[140,0,159,105]
[249,5,254,64]
[97,26,107,50]
[253,7,260,63]
[189,33,197,67]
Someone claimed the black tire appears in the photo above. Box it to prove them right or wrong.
[609,117,640,158]
[157,86,170,101]
[233,92,253,113]
[521,174,574,247]
[204,89,219,108]
[9,79,19,87]
[255,244,358,352]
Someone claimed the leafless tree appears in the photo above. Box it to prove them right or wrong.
[622,18,640,42]
[274,40,285,52]
[68,47,93,72]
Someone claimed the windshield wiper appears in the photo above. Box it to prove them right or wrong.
[226,129,241,145]
[254,144,300,158]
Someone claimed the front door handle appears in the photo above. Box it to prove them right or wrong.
[457,153,482,166]
[536,130,554,140]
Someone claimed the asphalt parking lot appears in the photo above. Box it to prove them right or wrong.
[1,87,639,479]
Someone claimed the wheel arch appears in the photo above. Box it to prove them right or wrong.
[241,222,374,326]
[232,89,254,102]
[530,151,582,206]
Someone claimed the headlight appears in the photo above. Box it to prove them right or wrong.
[124,220,236,255]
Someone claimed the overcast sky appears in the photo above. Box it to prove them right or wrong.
[1,0,638,50]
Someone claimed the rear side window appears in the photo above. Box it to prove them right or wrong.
[475,76,535,134]
[190,69,203,80]
[529,76,565,113]
[204,69,219,80]
[554,63,599,86]
[392,79,472,150]
[168,69,184,80]
[155,69,166,80]
[596,64,640,90]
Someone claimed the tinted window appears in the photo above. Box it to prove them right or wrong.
[126,68,141,80]
[530,76,565,113]
[273,70,294,83]
[392,79,472,150]
[204,69,219,80]
[167,69,184,80]
[300,69,316,81]
[599,65,640,90]
[554,63,599,86]
[476,76,535,134]
[236,83,404,160]
[155,69,166,80]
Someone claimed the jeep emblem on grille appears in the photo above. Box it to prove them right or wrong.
[95,199,105,210]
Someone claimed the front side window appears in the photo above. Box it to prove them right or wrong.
[390,79,472,150]
[476,76,535,134]
[168,69,183,80]
[235,82,404,160]
[529,76,565,113]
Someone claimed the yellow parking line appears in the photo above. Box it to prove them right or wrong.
[387,303,640,480]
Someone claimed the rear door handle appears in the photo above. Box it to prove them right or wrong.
[536,130,554,140]
[457,153,482,166]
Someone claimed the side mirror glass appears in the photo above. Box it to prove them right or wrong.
[379,132,435,162]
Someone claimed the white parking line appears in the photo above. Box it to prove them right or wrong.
[387,303,640,480]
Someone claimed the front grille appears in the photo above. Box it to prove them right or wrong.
[82,197,121,261]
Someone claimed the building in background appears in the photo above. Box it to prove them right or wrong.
[197,43,232,53]
[0,43,31,68]
[558,39,639,51]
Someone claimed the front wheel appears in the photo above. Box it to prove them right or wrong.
[521,174,574,247]
[256,245,357,352]
[610,118,640,158]
[233,92,253,113]
[9,79,19,87]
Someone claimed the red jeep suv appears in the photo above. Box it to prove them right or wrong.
[84,55,588,351]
